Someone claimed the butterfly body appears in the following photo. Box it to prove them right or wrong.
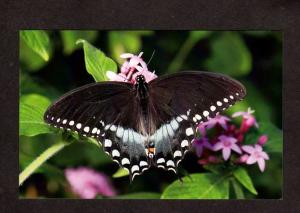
[44,71,246,180]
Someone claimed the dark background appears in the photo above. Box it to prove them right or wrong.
[1,0,300,212]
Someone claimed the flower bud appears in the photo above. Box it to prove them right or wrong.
[258,135,268,146]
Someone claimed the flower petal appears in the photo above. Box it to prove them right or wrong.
[255,144,263,152]
[246,155,257,164]
[231,143,242,154]
[222,147,231,161]
[196,145,203,157]
[203,140,213,149]
[242,145,255,154]
[260,151,269,160]
[257,158,266,172]
[120,53,134,58]
[213,142,223,151]
[232,111,245,118]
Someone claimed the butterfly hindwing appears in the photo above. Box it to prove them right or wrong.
[150,117,195,173]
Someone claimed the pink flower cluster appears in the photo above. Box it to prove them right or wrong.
[106,52,157,84]
[193,108,269,172]
[65,167,117,199]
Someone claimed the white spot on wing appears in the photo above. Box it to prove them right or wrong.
[92,127,97,134]
[110,125,117,131]
[84,126,90,133]
[203,111,209,117]
[167,160,175,167]
[217,101,222,106]
[112,149,120,157]
[131,165,139,173]
[116,126,124,138]
[176,116,183,122]
[121,158,130,165]
[181,115,188,120]
[185,127,194,136]
[76,123,82,129]
[224,98,228,102]
[174,150,182,158]
[157,158,165,164]
[69,120,74,126]
[104,139,112,147]
[139,161,148,167]
[195,114,201,120]
[210,105,216,111]
[62,119,67,124]
[181,140,189,147]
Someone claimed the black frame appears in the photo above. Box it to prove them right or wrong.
[1,0,300,212]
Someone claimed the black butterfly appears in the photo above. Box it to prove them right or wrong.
[44,71,246,180]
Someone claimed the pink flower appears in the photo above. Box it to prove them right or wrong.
[198,156,220,165]
[192,137,212,157]
[257,135,268,146]
[205,114,231,130]
[65,167,117,199]
[106,52,157,84]
[213,135,242,160]
[238,154,249,163]
[242,145,269,172]
[232,107,259,131]
[197,123,207,136]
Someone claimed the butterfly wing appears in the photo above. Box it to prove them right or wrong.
[44,82,150,178]
[148,71,246,171]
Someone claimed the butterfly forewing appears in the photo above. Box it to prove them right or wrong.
[44,82,150,178]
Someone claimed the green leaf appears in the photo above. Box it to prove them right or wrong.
[20,72,61,100]
[233,167,257,195]
[258,122,283,153]
[19,151,66,185]
[112,168,129,178]
[108,31,143,64]
[20,30,51,61]
[51,140,111,167]
[243,31,272,37]
[60,30,98,55]
[77,39,117,82]
[20,39,47,71]
[203,164,225,174]
[231,179,245,199]
[113,192,161,199]
[167,31,211,73]
[19,141,69,186]
[189,31,211,41]
[161,173,229,199]
[20,94,52,136]
[205,32,252,77]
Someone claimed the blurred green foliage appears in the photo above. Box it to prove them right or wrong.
[19,30,282,199]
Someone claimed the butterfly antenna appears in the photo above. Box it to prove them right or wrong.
[147,50,156,66]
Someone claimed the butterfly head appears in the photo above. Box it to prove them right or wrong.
[135,75,146,84]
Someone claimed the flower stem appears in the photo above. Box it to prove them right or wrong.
[166,35,197,74]
[19,142,70,186]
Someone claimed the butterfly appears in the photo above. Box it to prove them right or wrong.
[44,71,246,180]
